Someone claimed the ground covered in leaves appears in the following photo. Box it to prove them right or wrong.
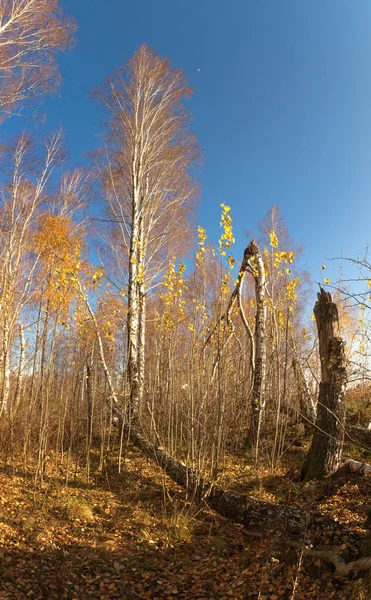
[0,446,370,600]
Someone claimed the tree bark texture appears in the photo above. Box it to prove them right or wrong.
[246,240,267,447]
[301,289,347,480]
[339,457,371,475]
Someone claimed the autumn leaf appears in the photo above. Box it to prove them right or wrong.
[269,231,279,248]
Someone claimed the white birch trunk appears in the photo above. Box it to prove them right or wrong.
[247,240,267,447]
[127,210,140,416]
[137,279,146,417]
[0,322,11,418]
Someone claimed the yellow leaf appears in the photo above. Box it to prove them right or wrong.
[269,231,278,248]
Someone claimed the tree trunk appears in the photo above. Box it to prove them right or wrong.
[0,321,11,417]
[111,410,364,552]
[301,289,347,480]
[204,239,267,451]
[86,346,94,443]
[137,278,146,418]
[127,207,140,418]
[246,240,267,448]
[340,457,371,475]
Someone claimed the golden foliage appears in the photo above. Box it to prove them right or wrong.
[32,213,83,312]
[159,260,187,332]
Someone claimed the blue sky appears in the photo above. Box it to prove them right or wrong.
[3,0,371,290]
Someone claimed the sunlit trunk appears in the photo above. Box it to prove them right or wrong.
[248,240,267,450]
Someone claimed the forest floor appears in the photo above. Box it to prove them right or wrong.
[0,444,370,600]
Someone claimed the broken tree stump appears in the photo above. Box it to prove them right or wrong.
[301,288,347,480]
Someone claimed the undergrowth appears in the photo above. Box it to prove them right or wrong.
[0,444,370,599]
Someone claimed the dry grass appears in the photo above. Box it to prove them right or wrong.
[161,503,198,546]
[57,495,94,522]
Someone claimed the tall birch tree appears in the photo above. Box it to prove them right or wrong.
[93,44,199,417]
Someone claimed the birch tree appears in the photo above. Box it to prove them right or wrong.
[246,240,267,448]
[0,0,76,118]
[0,131,63,417]
[94,45,199,417]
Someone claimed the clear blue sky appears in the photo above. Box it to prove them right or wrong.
[3,0,371,288]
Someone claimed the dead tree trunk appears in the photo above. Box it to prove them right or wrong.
[340,457,371,475]
[301,288,347,480]
[202,239,266,452]
[112,411,366,565]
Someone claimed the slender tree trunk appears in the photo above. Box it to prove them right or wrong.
[86,346,94,441]
[127,203,140,418]
[247,240,267,449]
[86,345,95,482]
[137,279,146,417]
[0,320,11,417]
[301,289,347,480]
[35,298,52,485]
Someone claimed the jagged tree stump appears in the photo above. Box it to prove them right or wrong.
[301,288,347,480]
